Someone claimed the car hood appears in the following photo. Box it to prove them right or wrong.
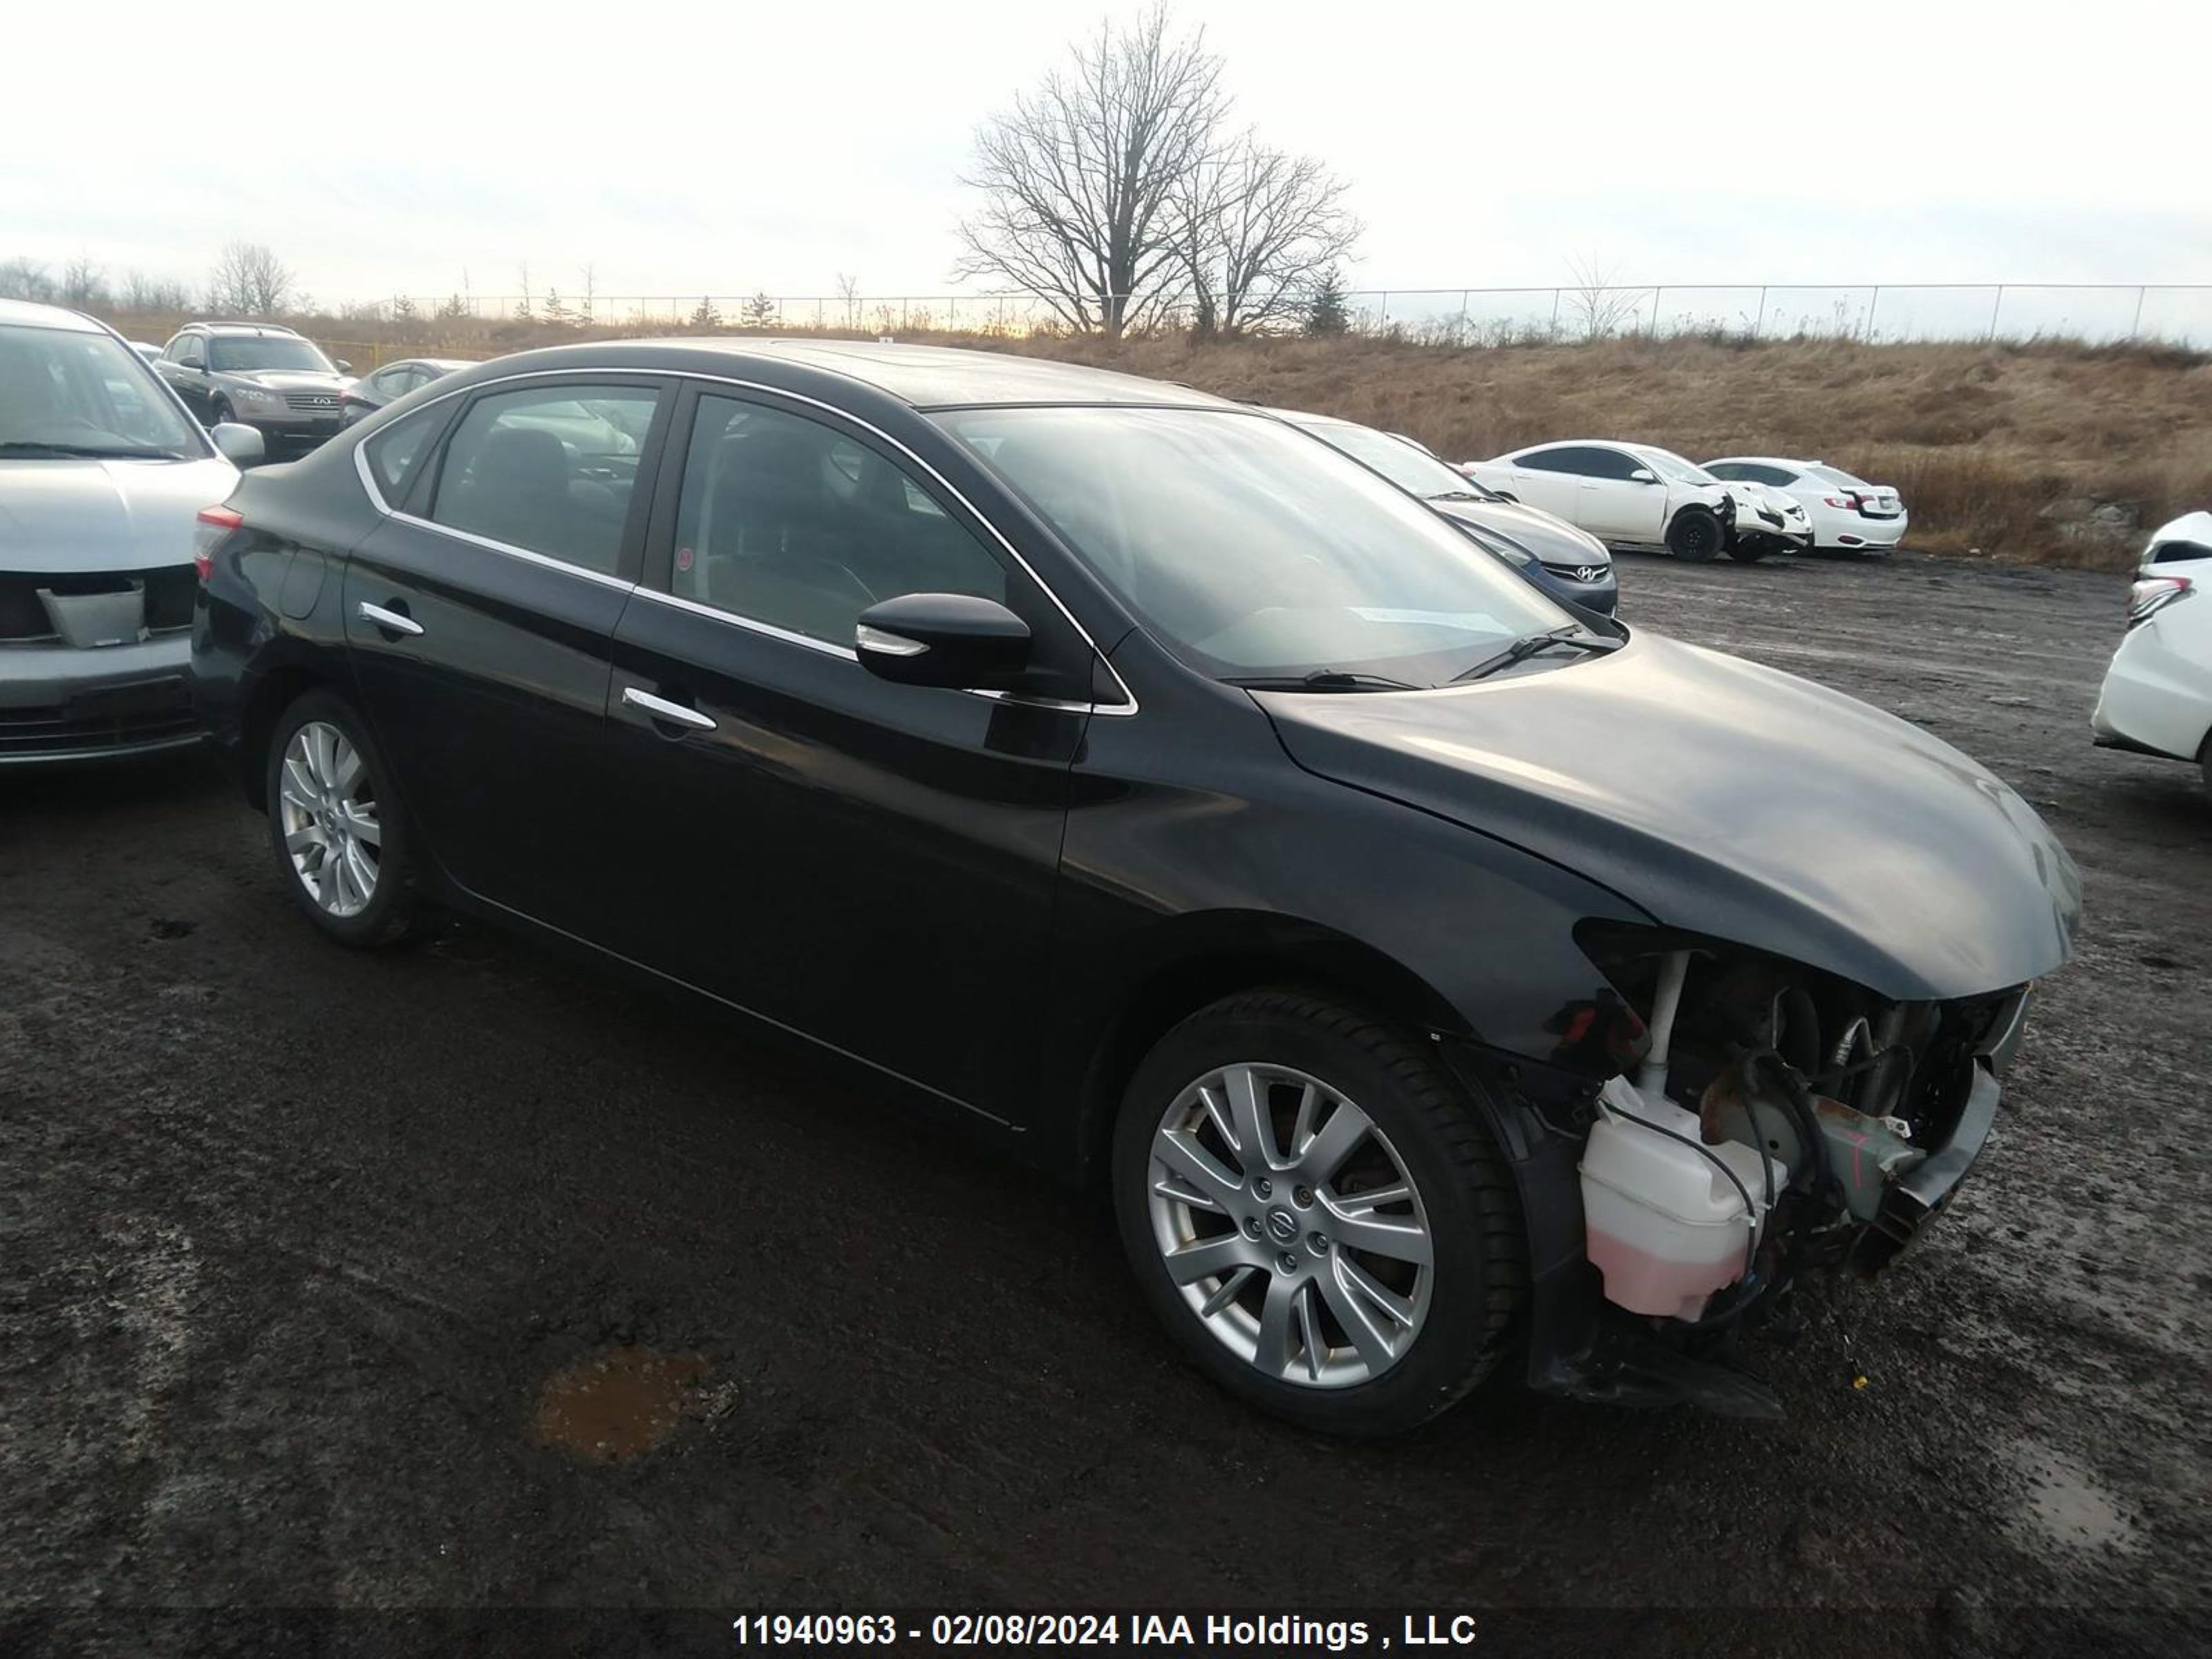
[1257,630,2079,1000]
[0,455,238,573]
[1433,498,1611,569]
[228,369,346,391]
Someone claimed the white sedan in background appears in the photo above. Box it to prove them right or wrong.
[1704,456,1909,554]
[1463,440,1808,562]
[2093,510,2212,797]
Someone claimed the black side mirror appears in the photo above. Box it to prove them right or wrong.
[855,592,1031,689]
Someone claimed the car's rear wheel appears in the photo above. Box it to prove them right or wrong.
[264,690,422,947]
[1667,507,1723,562]
[1112,988,1526,1436]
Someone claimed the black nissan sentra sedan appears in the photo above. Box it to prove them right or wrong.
[189,339,2078,1434]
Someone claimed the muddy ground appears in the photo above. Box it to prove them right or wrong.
[3,551,2205,1657]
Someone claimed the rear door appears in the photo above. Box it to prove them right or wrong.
[342,375,671,930]
[1501,447,1586,518]
[595,384,1100,1121]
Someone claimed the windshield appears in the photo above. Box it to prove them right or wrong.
[0,323,203,457]
[1636,447,1718,486]
[939,406,1577,688]
[1806,464,1871,489]
[207,335,335,373]
[1298,419,1492,502]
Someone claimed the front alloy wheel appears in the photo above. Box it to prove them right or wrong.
[1147,1062,1433,1387]
[1114,989,1526,1435]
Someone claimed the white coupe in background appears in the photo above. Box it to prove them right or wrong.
[1462,440,1808,562]
[1704,456,1909,554]
[2093,510,2212,797]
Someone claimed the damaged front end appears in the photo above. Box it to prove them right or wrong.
[1447,926,2036,1419]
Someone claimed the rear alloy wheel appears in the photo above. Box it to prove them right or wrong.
[1667,506,1723,562]
[265,690,422,946]
[1113,990,1525,1435]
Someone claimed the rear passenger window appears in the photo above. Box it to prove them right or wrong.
[668,395,1007,648]
[428,384,659,576]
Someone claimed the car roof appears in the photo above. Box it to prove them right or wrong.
[485,337,1239,411]
[1705,455,1807,469]
[0,297,105,334]
[186,321,305,336]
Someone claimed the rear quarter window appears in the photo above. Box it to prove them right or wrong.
[361,403,452,507]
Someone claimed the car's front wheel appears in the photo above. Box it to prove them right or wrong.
[264,690,424,947]
[1112,989,1526,1435]
[1667,506,1723,562]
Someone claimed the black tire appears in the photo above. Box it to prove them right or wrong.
[1725,534,1772,564]
[1667,506,1723,562]
[1112,988,1526,1436]
[2200,734,2211,803]
[208,395,235,428]
[263,688,424,948]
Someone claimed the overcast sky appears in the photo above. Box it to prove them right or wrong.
[8,0,2208,310]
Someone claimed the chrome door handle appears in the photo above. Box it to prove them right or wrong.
[621,685,717,731]
[357,601,424,637]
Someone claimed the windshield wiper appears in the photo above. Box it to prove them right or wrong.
[0,440,189,460]
[1224,669,1423,693]
[1451,627,1622,684]
[1425,489,1488,503]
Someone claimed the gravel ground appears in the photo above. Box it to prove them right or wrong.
[2,551,2205,1657]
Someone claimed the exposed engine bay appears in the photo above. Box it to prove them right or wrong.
[1505,928,2033,1406]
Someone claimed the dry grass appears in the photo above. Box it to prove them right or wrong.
[997,332,2212,569]
[100,307,2211,570]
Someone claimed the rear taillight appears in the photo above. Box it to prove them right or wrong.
[194,505,243,583]
[1820,494,1856,509]
[2128,574,2193,628]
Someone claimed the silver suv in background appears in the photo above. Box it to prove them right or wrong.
[155,321,355,456]
[1,299,262,762]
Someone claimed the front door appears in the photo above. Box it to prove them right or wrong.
[158,336,211,420]
[1574,449,1669,543]
[342,377,669,930]
[598,386,1099,1122]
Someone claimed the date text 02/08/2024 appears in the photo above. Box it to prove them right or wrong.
[729,1612,1483,1650]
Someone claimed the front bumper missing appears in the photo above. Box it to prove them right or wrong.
[1446,990,2028,1416]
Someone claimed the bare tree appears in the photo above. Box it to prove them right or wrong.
[1564,254,1642,341]
[207,241,294,316]
[836,272,861,330]
[955,6,1230,338]
[120,270,194,311]
[0,258,57,303]
[1174,135,1359,337]
[578,263,597,326]
[59,254,109,308]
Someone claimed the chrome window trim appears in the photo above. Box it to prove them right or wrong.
[630,584,858,662]
[351,364,1138,716]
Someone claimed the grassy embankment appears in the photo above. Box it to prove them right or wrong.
[101,307,2211,569]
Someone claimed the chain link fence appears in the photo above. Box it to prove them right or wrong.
[356,283,2212,347]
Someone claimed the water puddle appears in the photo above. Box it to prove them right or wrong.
[2007,1445,2141,1555]
[532,1346,713,1464]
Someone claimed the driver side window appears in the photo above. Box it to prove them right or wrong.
[669,394,1009,649]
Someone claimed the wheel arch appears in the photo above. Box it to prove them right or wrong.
[1067,913,1470,1186]
[238,662,343,809]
